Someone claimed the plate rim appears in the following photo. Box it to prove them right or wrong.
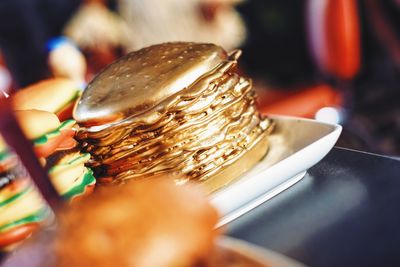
[211,115,342,222]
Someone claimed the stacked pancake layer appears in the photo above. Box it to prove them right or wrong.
[77,53,274,184]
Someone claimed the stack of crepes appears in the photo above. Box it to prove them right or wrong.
[74,42,274,191]
[12,78,96,200]
[0,136,49,250]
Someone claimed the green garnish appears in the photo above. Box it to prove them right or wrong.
[0,207,50,232]
[56,90,80,113]
[33,119,76,146]
[0,149,10,162]
[59,119,76,130]
[62,168,96,200]
[0,187,30,208]
[48,153,91,174]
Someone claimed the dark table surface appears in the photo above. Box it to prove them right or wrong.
[227,147,400,267]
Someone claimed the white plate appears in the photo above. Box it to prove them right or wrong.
[211,116,342,226]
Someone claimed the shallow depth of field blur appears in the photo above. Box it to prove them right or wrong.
[0,0,399,156]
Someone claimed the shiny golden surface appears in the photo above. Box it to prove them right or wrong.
[74,42,228,126]
[74,42,274,190]
[201,131,271,193]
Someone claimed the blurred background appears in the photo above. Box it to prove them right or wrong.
[0,0,399,156]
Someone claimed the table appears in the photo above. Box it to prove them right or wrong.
[227,147,400,267]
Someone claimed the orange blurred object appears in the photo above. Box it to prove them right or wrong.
[308,0,361,80]
[326,0,360,79]
[258,84,342,118]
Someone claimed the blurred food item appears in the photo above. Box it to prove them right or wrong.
[74,42,274,189]
[14,110,63,144]
[0,136,50,251]
[63,1,129,74]
[118,0,245,50]
[2,178,304,267]
[56,179,219,267]
[12,78,81,121]
[64,1,129,51]
[14,110,95,200]
[47,38,87,85]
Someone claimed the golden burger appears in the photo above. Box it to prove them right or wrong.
[74,42,274,191]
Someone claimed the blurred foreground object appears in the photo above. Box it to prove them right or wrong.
[0,97,58,207]
[0,136,50,251]
[0,97,57,251]
[118,0,246,50]
[2,178,305,266]
[56,179,219,267]
[47,38,87,85]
